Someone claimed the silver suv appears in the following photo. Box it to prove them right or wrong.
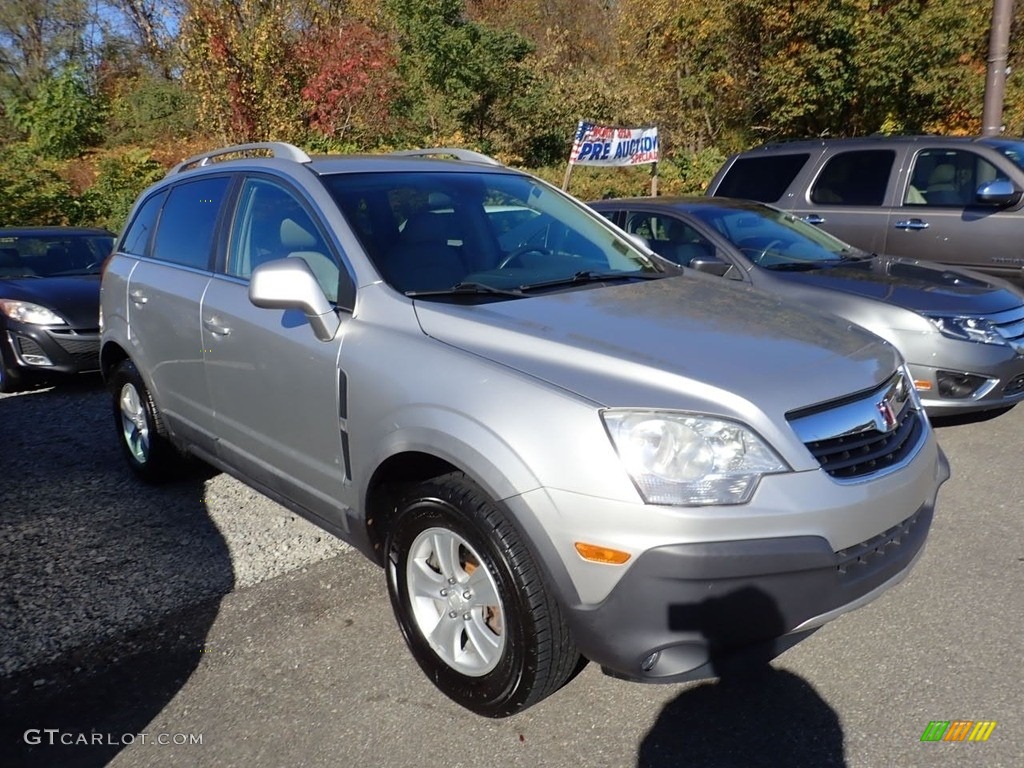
[707,135,1024,281]
[100,143,949,716]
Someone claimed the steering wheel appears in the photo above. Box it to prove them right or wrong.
[498,245,554,269]
[742,238,785,265]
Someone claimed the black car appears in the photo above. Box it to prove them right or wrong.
[591,197,1024,417]
[0,226,115,392]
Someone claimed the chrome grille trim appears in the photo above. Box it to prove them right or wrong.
[987,304,1024,346]
[788,370,927,481]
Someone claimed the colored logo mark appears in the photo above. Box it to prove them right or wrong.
[921,720,997,742]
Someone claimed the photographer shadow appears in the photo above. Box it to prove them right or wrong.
[637,586,846,768]
[0,377,233,767]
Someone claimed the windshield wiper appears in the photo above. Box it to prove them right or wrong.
[405,281,525,298]
[517,270,661,292]
[762,261,832,271]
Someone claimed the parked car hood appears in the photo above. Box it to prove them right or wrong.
[0,274,101,328]
[766,256,1024,315]
[412,275,900,417]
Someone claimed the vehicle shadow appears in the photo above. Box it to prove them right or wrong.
[637,587,846,767]
[636,667,845,767]
[0,376,233,768]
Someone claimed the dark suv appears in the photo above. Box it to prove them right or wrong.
[706,136,1024,281]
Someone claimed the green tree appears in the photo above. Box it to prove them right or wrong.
[0,142,79,225]
[384,0,535,149]
[80,147,164,230]
[7,64,104,158]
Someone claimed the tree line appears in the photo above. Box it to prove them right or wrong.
[2,0,1022,229]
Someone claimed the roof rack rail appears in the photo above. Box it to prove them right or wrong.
[167,142,312,177]
[390,147,502,166]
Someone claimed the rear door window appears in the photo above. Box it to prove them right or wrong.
[152,176,231,270]
[715,154,809,202]
[810,150,894,206]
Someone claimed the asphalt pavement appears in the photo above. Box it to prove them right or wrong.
[1,377,1022,768]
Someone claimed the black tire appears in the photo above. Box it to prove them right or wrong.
[0,341,24,394]
[108,359,184,483]
[385,472,580,717]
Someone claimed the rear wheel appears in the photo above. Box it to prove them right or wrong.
[385,472,579,717]
[109,359,184,482]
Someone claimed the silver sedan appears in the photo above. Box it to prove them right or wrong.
[592,196,1024,417]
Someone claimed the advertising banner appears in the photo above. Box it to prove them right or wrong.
[568,121,659,166]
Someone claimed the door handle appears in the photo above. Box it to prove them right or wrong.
[802,214,826,225]
[203,317,231,336]
[894,219,929,230]
[129,289,148,305]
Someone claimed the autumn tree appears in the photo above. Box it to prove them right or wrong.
[180,0,307,143]
[296,21,398,146]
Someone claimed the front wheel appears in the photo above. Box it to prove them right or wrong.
[385,472,579,717]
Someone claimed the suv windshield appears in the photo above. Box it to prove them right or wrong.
[0,233,114,278]
[689,204,863,268]
[983,138,1024,173]
[323,171,666,298]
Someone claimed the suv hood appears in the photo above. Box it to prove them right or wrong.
[767,256,1024,315]
[0,274,101,328]
[412,275,900,417]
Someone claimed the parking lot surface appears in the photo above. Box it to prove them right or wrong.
[1,377,1021,767]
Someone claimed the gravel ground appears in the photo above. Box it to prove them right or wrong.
[0,374,350,679]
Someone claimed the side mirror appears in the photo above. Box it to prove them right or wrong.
[976,179,1022,207]
[249,258,341,342]
[690,255,732,277]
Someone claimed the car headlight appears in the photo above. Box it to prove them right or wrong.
[602,410,788,506]
[0,300,67,325]
[926,315,1006,346]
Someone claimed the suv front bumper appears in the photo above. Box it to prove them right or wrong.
[568,501,933,683]
[507,436,949,683]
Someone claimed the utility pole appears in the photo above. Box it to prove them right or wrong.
[982,0,1013,136]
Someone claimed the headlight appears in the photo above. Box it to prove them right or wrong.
[926,315,1006,346]
[0,300,67,325]
[602,410,788,506]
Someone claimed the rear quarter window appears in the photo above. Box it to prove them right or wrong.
[120,190,167,257]
[714,154,810,203]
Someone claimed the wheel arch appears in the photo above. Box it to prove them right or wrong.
[100,340,130,383]
[360,433,582,609]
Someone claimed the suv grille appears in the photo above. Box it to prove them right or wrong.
[787,370,925,480]
[805,406,922,479]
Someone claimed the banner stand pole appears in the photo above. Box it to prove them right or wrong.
[561,162,574,192]
[650,162,658,197]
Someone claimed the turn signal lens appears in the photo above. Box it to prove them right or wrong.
[913,379,932,391]
[574,542,631,565]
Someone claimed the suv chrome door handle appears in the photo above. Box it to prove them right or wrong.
[203,317,231,336]
[802,214,826,225]
[129,289,148,305]
[894,219,929,230]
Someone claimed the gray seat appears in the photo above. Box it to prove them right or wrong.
[926,164,962,205]
[280,218,340,303]
[385,211,467,292]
